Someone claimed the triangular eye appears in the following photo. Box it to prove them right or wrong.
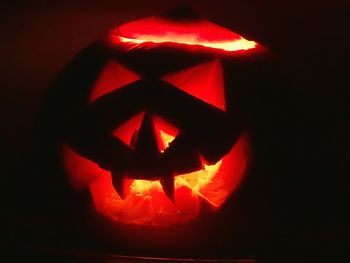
[163,60,226,111]
[90,60,140,102]
[112,112,144,148]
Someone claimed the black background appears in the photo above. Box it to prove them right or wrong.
[1,0,348,261]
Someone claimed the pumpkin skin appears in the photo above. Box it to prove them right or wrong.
[41,8,266,242]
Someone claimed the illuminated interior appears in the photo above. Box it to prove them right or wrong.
[112,112,145,149]
[63,132,248,226]
[89,60,140,102]
[163,59,226,111]
[113,112,179,153]
[152,115,179,152]
[90,57,227,112]
[110,16,257,52]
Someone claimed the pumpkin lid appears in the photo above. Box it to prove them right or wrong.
[108,6,257,52]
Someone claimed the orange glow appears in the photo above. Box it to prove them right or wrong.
[110,17,257,52]
[163,59,226,111]
[159,131,175,151]
[113,112,145,148]
[112,112,179,152]
[117,35,256,52]
[90,60,140,102]
[63,134,249,226]
[152,115,179,152]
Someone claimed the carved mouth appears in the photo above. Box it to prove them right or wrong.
[62,133,249,227]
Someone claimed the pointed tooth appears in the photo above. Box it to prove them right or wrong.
[111,171,126,199]
[160,176,175,203]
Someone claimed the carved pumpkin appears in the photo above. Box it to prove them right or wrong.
[46,7,262,228]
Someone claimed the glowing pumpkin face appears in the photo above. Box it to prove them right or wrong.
[58,9,259,227]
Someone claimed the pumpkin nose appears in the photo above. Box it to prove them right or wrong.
[133,112,159,158]
[130,112,176,201]
[112,112,178,201]
[113,111,178,153]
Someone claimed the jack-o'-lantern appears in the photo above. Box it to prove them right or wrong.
[44,6,264,231]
